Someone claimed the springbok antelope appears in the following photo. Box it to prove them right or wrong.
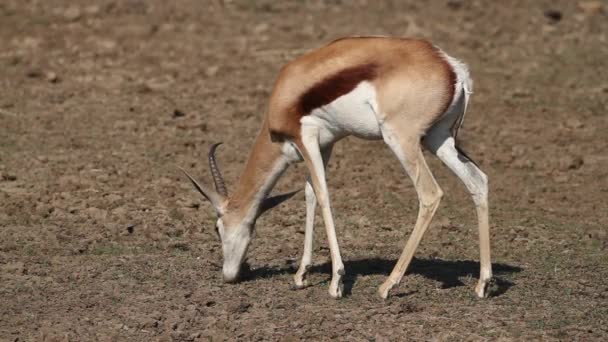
[181,37,492,299]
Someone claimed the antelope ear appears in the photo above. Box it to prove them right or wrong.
[179,167,226,213]
[257,190,300,218]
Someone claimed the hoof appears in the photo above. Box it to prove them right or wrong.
[378,280,395,300]
[293,265,312,290]
[328,285,343,299]
[291,278,310,290]
[329,274,344,299]
[475,277,495,298]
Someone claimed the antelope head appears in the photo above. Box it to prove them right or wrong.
[180,143,296,283]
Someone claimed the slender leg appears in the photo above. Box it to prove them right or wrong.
[424,134,492,297]
[295,128,344,298]
[378,126,443,299]
[294,146,333,289]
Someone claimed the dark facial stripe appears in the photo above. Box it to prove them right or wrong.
[299,63,379,114]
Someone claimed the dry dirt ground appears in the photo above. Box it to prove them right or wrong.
[1,0,607,340]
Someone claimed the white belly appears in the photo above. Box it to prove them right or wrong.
[301,81,383,143]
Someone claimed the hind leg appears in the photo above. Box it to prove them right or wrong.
[378,124,443,299]
[424,132,492,298]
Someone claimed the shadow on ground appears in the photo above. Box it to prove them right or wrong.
[245,257,522,297]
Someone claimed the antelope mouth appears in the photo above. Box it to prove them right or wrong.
[223,261,251,283]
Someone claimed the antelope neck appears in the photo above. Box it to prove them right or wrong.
[226,120,289,222]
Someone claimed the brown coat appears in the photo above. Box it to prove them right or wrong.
[267,37,455,141]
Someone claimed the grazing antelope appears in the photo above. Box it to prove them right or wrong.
[182,37,492,299]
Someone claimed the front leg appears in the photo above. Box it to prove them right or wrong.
[293,179,316,289]
[296,129,344,298]
[294,146,333,289]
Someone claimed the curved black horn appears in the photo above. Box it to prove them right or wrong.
[209,142,228,197]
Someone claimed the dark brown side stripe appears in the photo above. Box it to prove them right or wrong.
[299,63,379,114]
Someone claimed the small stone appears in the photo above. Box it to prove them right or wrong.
[565,118,584,129]
[578,1,604,14]
[150,311,163,320]
[45,71,60,83]
[189,332,202,340]
[86,207,108,221]
[16,37,42,50]
[205,66,220,77]
[185,201,200,209]
[26,69,43,78]
[169,208,184,220]
[64,6,82,21]
[544,9,563,22]
[139,317,158,329]
[36,204,53,218]
[253,23,269,34]
[510,89,532,98]
[589,228,607,241]
[140,77,173,91]
[96,39,117,51]
[542,24,557,33]
[105,194,122,203]
[447,0,462,10]
[7,56,21,66]
[513,159,534,169]
[172,109,186,118]
[1,173,17,181]
[170,243,189,252]
[558,155,584,171]
[84,5,101,15]
[228,302,251,314]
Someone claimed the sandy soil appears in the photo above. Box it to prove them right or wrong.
[1,0,607,340]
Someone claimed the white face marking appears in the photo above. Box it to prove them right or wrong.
[302,81,383,142]
[218,218,252,282]
[217,154,290,282]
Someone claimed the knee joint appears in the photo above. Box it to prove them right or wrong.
[421,187,443,208]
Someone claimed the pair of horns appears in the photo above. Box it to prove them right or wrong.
[208,142,228,197]
[180,143,299,217]
[179,142,228,211]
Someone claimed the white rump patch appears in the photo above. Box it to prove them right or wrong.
[435,48,474,135]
